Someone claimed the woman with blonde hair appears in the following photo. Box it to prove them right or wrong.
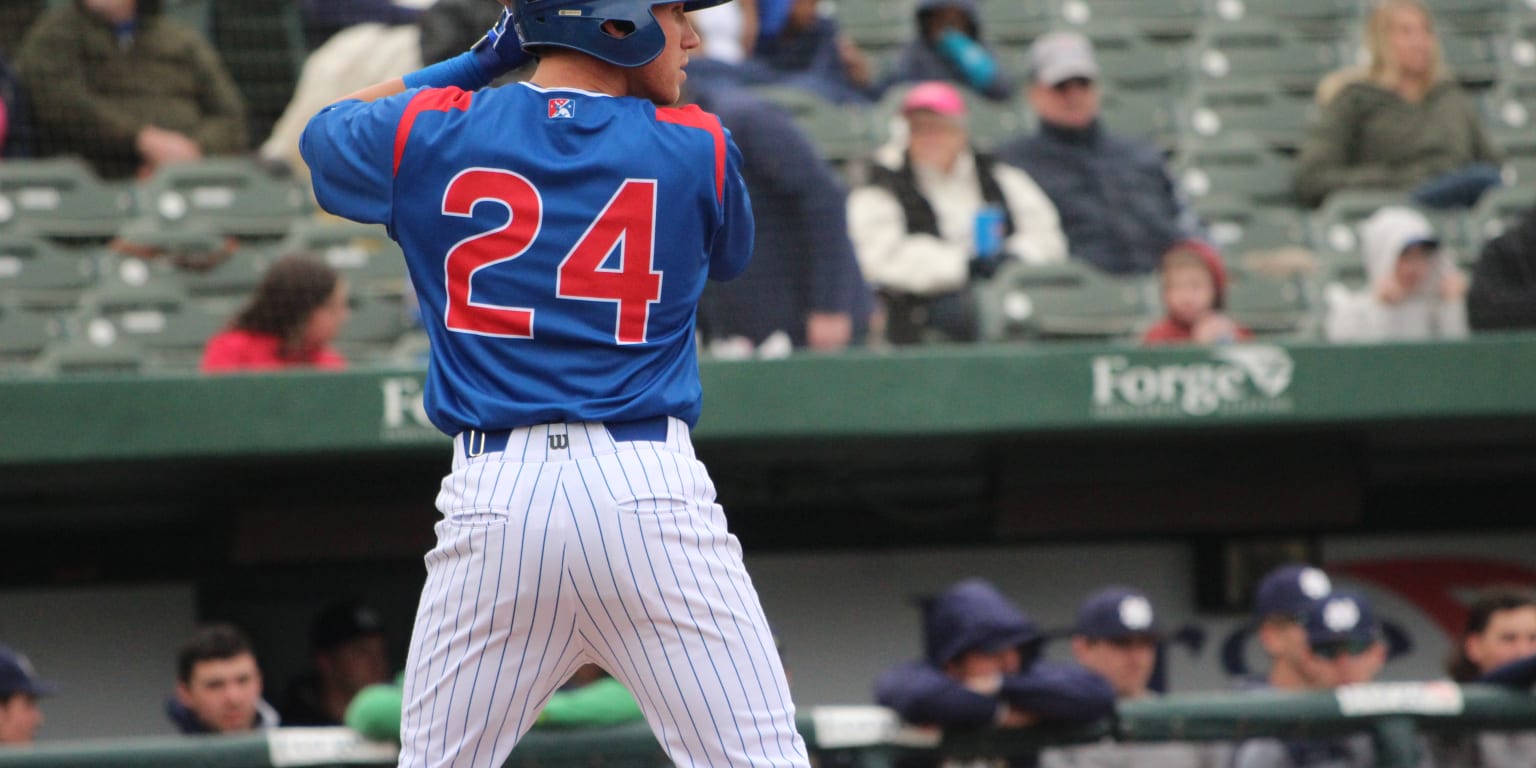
[1295,0,1501,208]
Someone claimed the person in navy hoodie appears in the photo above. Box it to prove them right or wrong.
[875,578,1115,765]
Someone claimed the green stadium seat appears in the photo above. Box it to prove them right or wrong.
[1098,88,1178,146]
[136,158,313,240]
[1178,80,1315,152]
[1173,131,1297,207]
[32,320,146,376]
[1051,0,1206,41]
[1308,190,1473,263]
[976,0,1054,43]
[0,234,96,312]
[1225,270,1318,339]
[0,299,62,369]
[87,255,191,316]
[1492,127,1536,187]
[70,297,228,371]
[1438,28,1498,88]
[1496,19,1536,83]
[278,218,408,298]
[1468,185,1536,250]
[0,158,135,242]
[976,259,1152,342]
[830,0,914,48]
[335,294,416,364]
[1483,76,1536,134]
[1188,20,1347,95]
[1194,197,1311,256]
[1423,0,1508,34]
[1202,0,1359,42]
[752,86,879,166]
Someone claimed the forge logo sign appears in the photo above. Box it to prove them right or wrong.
[1090,345,1296,419]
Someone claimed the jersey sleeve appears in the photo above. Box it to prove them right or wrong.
[708,130,754,282]
[299,94,413,226]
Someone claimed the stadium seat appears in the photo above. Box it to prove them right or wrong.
[975,259,1152,342]
[977,0,1054,43]
[70,297,229,371]
[136,158,313,240]
[1492,127,1536,188]
[1178,80,1315,152]
[334,294,417,364]
[1423,0,1508,34]
[1194,197,1312,256]
[831,0,914,48]
[1468,185,1536,249]
[1098,88,1178,146]
[31,321,146,376]
[1225,270,1318,339]
[1308,190,1473,263]
[0,299,62,369]
[0,158,135,242]
[1050,0,1205,41]
[996,20,1183,93]
[1483,75,1536,133]
[87,255,192,316]
[1188,20,1346,95]
[1497,16,1536,82]
[0,234,96,312]
[1201,0,1358,42]
[279,218,408,298]
[1173,131,1297,207]
[753,86,880,166]
[1438,28,1498,88]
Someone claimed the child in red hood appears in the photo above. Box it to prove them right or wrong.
[1143,239,1252,345]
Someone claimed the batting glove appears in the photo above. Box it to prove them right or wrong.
[471,9,533,80]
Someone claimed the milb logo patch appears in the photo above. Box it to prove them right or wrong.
[548,98,574,119]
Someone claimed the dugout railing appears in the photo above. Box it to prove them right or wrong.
[0,683,1533,768]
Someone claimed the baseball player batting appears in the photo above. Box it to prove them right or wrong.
[300,2,810,766]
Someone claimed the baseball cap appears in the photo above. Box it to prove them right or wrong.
[1074,586,1162,640]
[0,644,58,698]
[310,602,386,652]
[1254,564,1332,620]
[901,81,968,118]
[1027,31,1100,86]
[1304,591,1380,654]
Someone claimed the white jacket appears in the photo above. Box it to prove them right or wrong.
[848,138,1067,295]
[1325,206,1469,343]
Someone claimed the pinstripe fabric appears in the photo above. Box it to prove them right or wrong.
[397,418,810,768]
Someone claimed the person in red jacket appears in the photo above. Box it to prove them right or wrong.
[201,254,350,372]
[1142,239,1251,345]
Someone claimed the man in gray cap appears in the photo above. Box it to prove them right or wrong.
[0,643,56,745]
[995,31,1200,275]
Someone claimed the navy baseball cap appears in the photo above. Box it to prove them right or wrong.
[0,644,57,698]
[1074,586,1161,640]
[1254,564,1332,620]
[1305,591,1380,653]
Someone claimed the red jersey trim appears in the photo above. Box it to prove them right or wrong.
[394,87,474,177]
[655,105,726,204]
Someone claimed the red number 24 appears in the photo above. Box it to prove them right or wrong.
[441,169,662,345]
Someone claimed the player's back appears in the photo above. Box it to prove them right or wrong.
[378,82,751,434]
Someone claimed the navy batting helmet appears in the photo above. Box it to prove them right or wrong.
[511,0,733,68]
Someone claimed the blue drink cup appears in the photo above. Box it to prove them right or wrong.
[974,205,1005,262]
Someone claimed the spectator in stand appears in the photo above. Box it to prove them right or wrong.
[167,623,281,735]
[688,14,870,354]
[279,602,392,727]
[874,577,1115,763]
[201,254,350,373]
[1324,206,1468,343]
[878,0,1013,102]
[1433,589,1536,768]
[298,0,425,51]
[0,644,55,745]
[1232,592,1390,768]
[996,32,1200,276]
[1295,0,1501,209]
[1143,240,1252,345]
[848,81,1065,344]
[1469,203,1536,331]
[1041,587,1228,768]
[15,0,248,180]
[749,0,874,104]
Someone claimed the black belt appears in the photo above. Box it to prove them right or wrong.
[460,415,669,458]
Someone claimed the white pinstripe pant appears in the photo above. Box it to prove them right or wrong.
[397,418,810,768]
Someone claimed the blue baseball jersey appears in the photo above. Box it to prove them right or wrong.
[301,82,753,434]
